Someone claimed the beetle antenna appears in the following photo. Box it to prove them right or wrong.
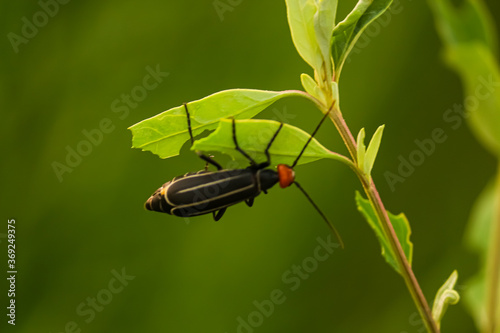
[183,103,194,146]
[291,108,332,168]
[294,182,344,249]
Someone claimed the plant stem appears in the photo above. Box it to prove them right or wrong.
[328,107,440,333]
[329,108,358,162]
[485,165,500,333]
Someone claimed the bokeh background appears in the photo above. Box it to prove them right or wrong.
[1,0,499,332]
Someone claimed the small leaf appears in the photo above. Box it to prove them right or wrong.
[301,73,322,101]
[356,128,366,171]
[331,0,393,80]
[432,270,460,330]
[364,125,385,176]
[192,119,346,167]
[355,191,413,275]
[128,89,303,159]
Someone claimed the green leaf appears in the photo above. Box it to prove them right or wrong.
[432,270,460,330]
[192,118,346,167]
[301,73,323,101]
[331,0,393,80]
[356,125,384,177]
[355,191,413,275]
[430,2,500,328]
[428,0,497,54]
[128,89,303,159]
[364,125,384,177]
[463,180,500,332]
[286,0,324,73]
[429,0,500,156]
[356,127,366,171]
[466,180,496,253]
[449,46,500,156]
[314,0,337,81]
[286,0,337,83]
[465,272,488,333]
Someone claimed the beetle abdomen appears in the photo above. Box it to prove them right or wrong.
[144,184,175,213]
[145,169,269,217]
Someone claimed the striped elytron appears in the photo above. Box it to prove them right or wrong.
[145,104,343,246]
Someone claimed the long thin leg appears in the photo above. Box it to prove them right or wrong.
[213,208,227,221]
[255,123,284,169]
[184,103,194,145]
[232,118,257,166]
[184,103,223,171]
[197,152,223,170]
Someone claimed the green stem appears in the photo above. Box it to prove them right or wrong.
[328,106,440,333]
[485,165,500,333]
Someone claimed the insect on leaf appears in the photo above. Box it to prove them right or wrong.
[128,89,304,159]
[355,191,413,275]
[192,119,346,167]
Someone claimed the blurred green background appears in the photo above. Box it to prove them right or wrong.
[1,0,499,332]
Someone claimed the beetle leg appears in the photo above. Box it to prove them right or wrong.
[184,103,223,170]
[213,208,227,221]
[257,123,284,168]
[183,103,195,145]
[245,198,254,207]
[232,118,257,166]
[197,152,223,170]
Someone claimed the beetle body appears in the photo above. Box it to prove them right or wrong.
[145,167,291,219]
[143,103,343,247]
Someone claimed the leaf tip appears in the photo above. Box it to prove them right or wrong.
[432,269,461,329]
